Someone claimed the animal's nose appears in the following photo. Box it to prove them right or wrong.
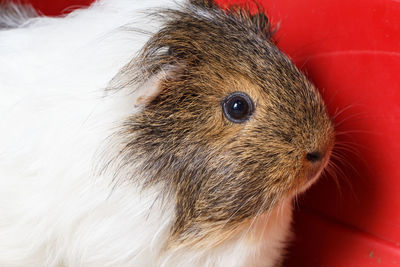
[306,151,322,163]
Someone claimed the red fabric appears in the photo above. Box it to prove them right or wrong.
[16,0,400,265]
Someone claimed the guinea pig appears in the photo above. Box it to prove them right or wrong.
[0,0,335,266]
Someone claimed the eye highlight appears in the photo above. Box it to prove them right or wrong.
[222,92,254,123]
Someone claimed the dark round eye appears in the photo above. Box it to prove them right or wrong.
[222,92,254,123]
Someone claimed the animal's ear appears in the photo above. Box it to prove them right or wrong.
[189,0,216,8]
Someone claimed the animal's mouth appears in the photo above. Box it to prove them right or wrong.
[300,145,333,193]
[306,157,330,185]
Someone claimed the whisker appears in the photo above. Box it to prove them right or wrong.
[293,188,301,210]
[217,195,255,233]
[331,150,363,177]
[325,89,339,110]
[332,145,363,161]
[328,158,358,201]
[334,112,368,128]
[240,195,274,244]
[325,162,342,196]
[334,140,368,151]
[331,103,362,121]
[257,206,273,244]
[334,129,380,137]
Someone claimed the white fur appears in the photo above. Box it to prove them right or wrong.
[0,2,37,28]
[0,1,293,266]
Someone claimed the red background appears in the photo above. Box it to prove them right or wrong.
[15,0,400,266]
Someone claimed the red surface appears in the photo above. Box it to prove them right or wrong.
[15,0,400,265]
[16,0,92,16]
[286,209,400,267]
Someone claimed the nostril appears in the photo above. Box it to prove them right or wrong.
[306,151,322,163]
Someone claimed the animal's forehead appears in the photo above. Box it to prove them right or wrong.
[193,60,306,108]
[190,40,302,93]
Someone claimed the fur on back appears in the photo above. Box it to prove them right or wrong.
[0,0,296,266]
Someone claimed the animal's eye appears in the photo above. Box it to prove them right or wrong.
[222,92,254,123]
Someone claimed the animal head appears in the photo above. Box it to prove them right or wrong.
[111,0,334,249]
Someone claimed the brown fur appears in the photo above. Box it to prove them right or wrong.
[110,0,334,250]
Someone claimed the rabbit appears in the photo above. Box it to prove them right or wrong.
[0,0,335,266]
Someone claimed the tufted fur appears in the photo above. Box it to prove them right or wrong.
[0,0,334,266]
[0,2,37,28]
